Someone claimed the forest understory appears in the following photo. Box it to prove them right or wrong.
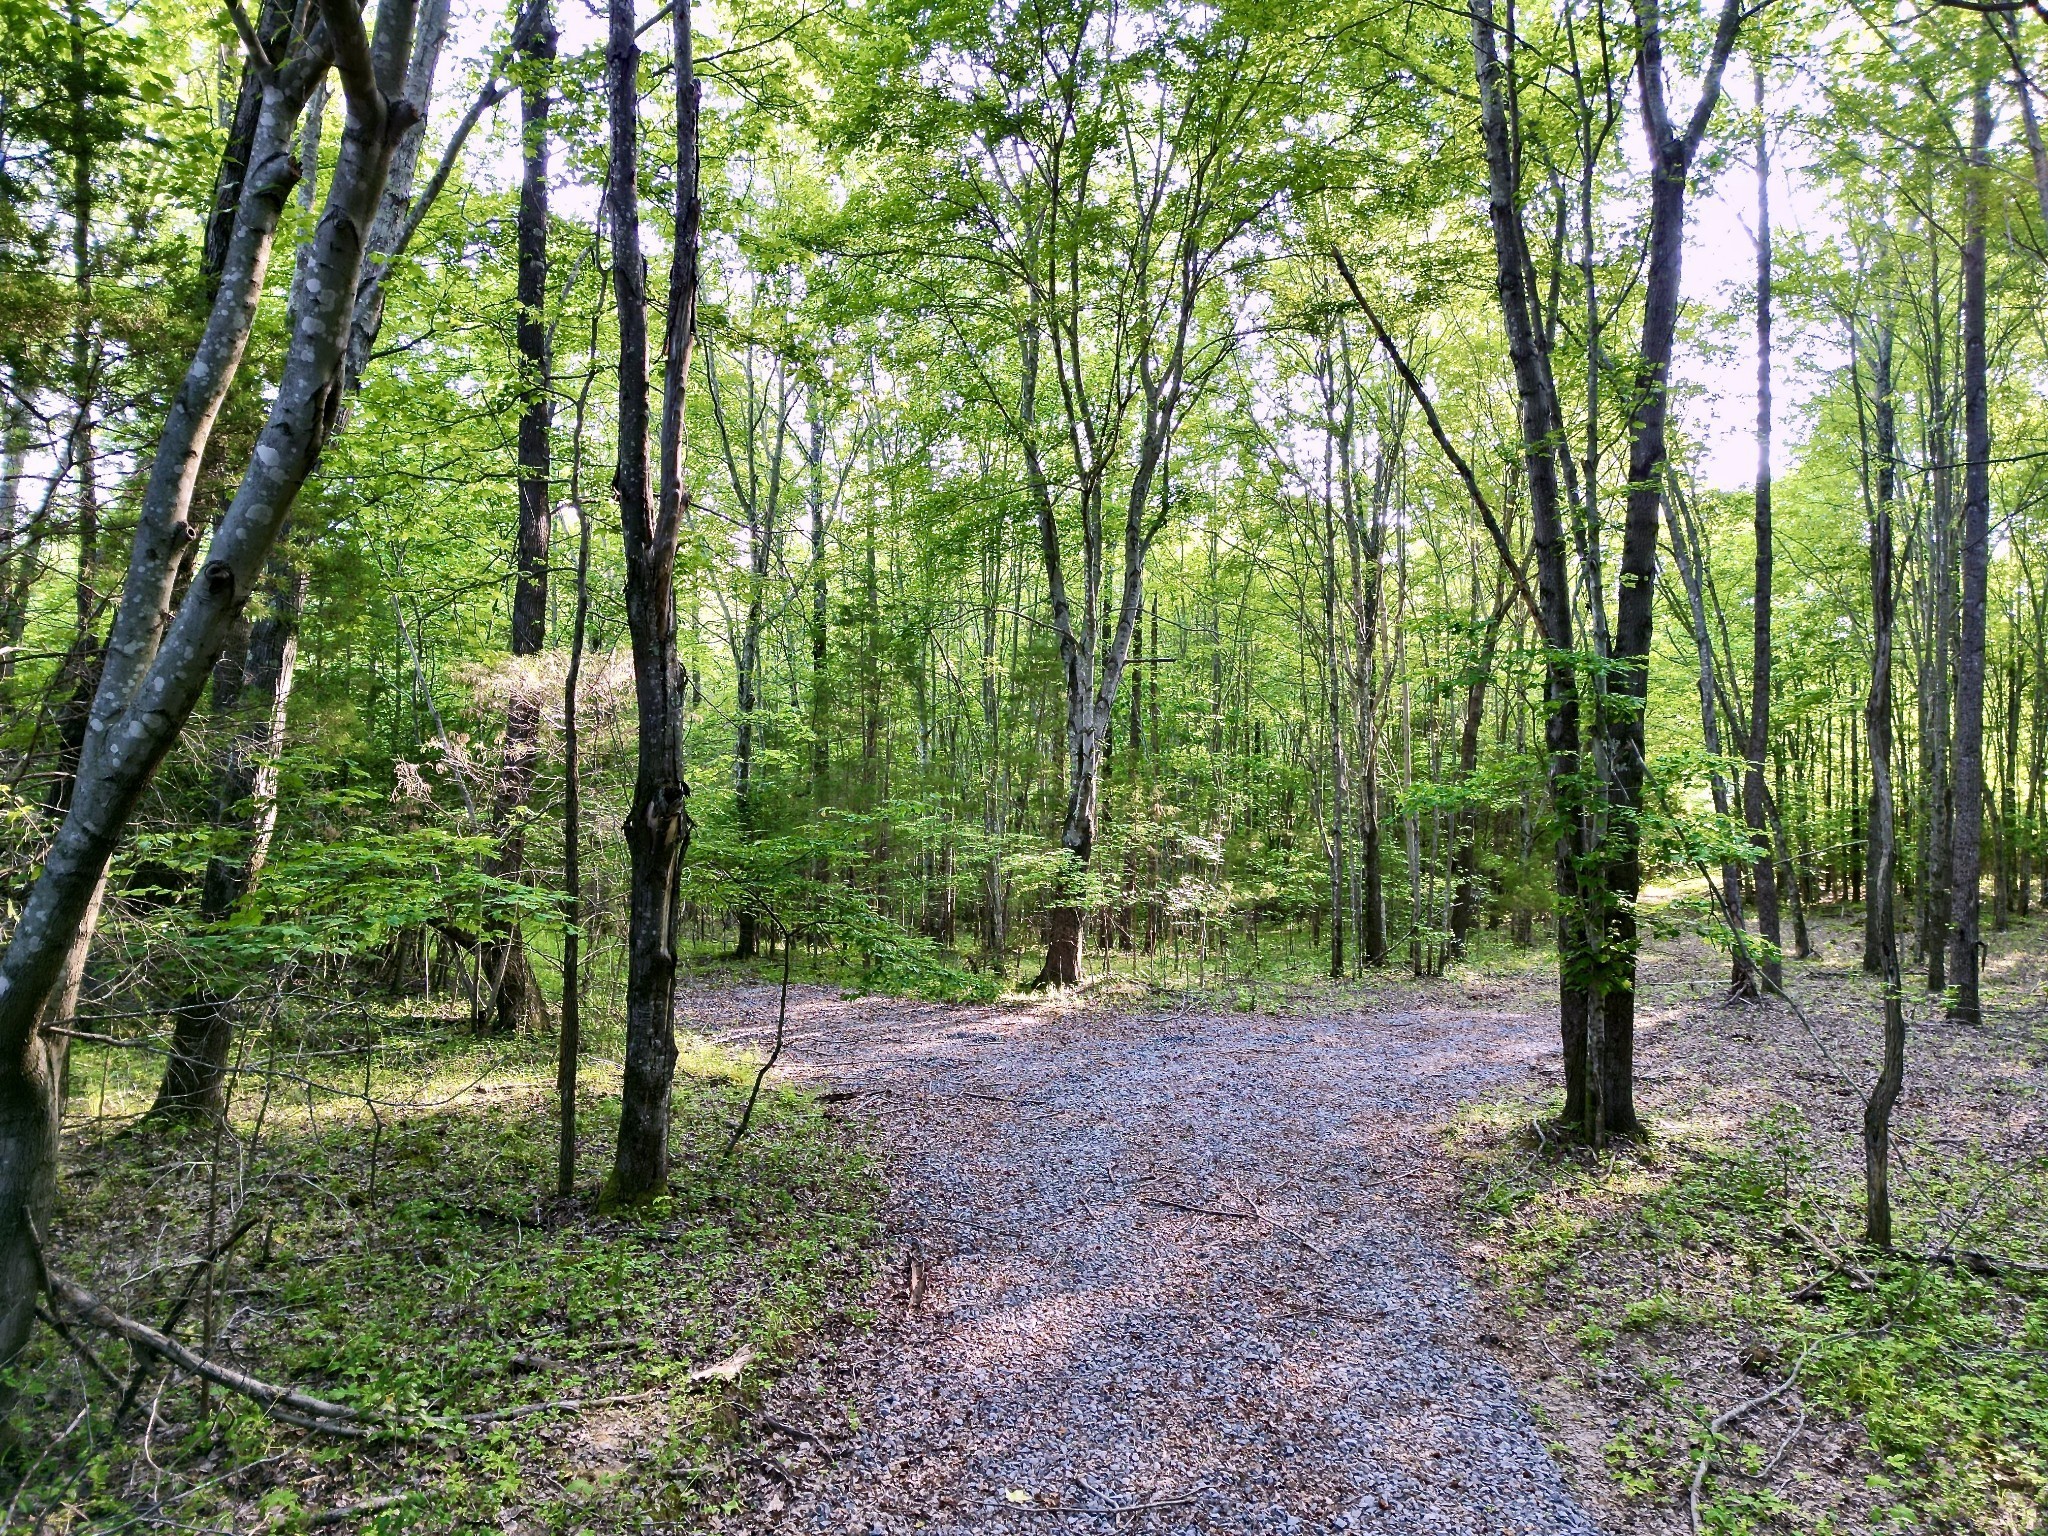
[6,901,2042,1535]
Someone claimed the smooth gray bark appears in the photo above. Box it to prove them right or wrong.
[0,0,422,1410]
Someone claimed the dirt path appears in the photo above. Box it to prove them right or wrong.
[697,983,1598,1535]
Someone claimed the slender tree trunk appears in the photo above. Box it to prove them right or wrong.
[1923,257,1955,991]
[1320,369,1348,981]
[0,404,33,676]
[808,391,828,810]
[558,463,591,1198]
[1666,479,1749,981]
[1743,62,1782,993]
[479,0,557,1033]
[150,560,304,1118]
[1949,74,1994,1025]
[1450,576,1509,957]
[1865,326,1898,970]
[608,0,697,1202]
[1864,317,1905,1248]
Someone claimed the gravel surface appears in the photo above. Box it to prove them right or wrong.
[695,983,1600,1536]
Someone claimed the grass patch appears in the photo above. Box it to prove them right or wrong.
[1450,1096,2048,1534]
[7,1011,882,1532]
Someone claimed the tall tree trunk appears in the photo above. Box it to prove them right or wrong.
[1865,325,1898,971]
[1863,316,1905,1248]
[0,0,421,1411]
[608,0,697,1202]
[1450,577,1512,957]
[1922,244,1955,991]
[808,391,828,809]
[1470,0,1596,1130]
[479,0,557,1033]
[1742,61,1782,994]
[1596,0,1741,1141]
[1949,73,1994,1025]
[1320,363,1348,981]
[0,403,33,675]
[558,453,592,1198]
[1666,478,1750,979]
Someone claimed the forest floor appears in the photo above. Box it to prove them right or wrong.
[11,909,2047,1534]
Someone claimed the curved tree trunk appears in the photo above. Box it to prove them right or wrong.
[0,0,422,1410]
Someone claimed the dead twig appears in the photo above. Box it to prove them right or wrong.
[309,1493,413,1527]
[116,1212,262,1425]
[758,1410,836,1452]
[1003,1491,1200,1515]
[1689,1337,1834,1535]
[1141,1196,1258,1221]
[33,1303,123,1394]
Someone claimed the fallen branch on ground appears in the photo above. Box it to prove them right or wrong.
[45,1264,367,1427]
[1142,1195,1258,1220]
[49,1249,759,1439]
[1689,1337,1834,1536]
[309,1493,412,1527]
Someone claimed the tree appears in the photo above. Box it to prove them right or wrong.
[607,0,698,1202]
[0,0,426,1404]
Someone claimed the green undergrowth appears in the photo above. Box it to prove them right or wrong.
[7,1017,882,1533]
[1451,1099,2048,1534]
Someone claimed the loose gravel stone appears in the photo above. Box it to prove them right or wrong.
[697,985,1602,1535]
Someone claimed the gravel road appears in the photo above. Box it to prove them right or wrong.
[695,983,1600,1536]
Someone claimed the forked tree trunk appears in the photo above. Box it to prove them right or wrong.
[0,0,420,1408]
[607,0,697,1203]
[1470,0,1593,1130]
[152,0,459,1114]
